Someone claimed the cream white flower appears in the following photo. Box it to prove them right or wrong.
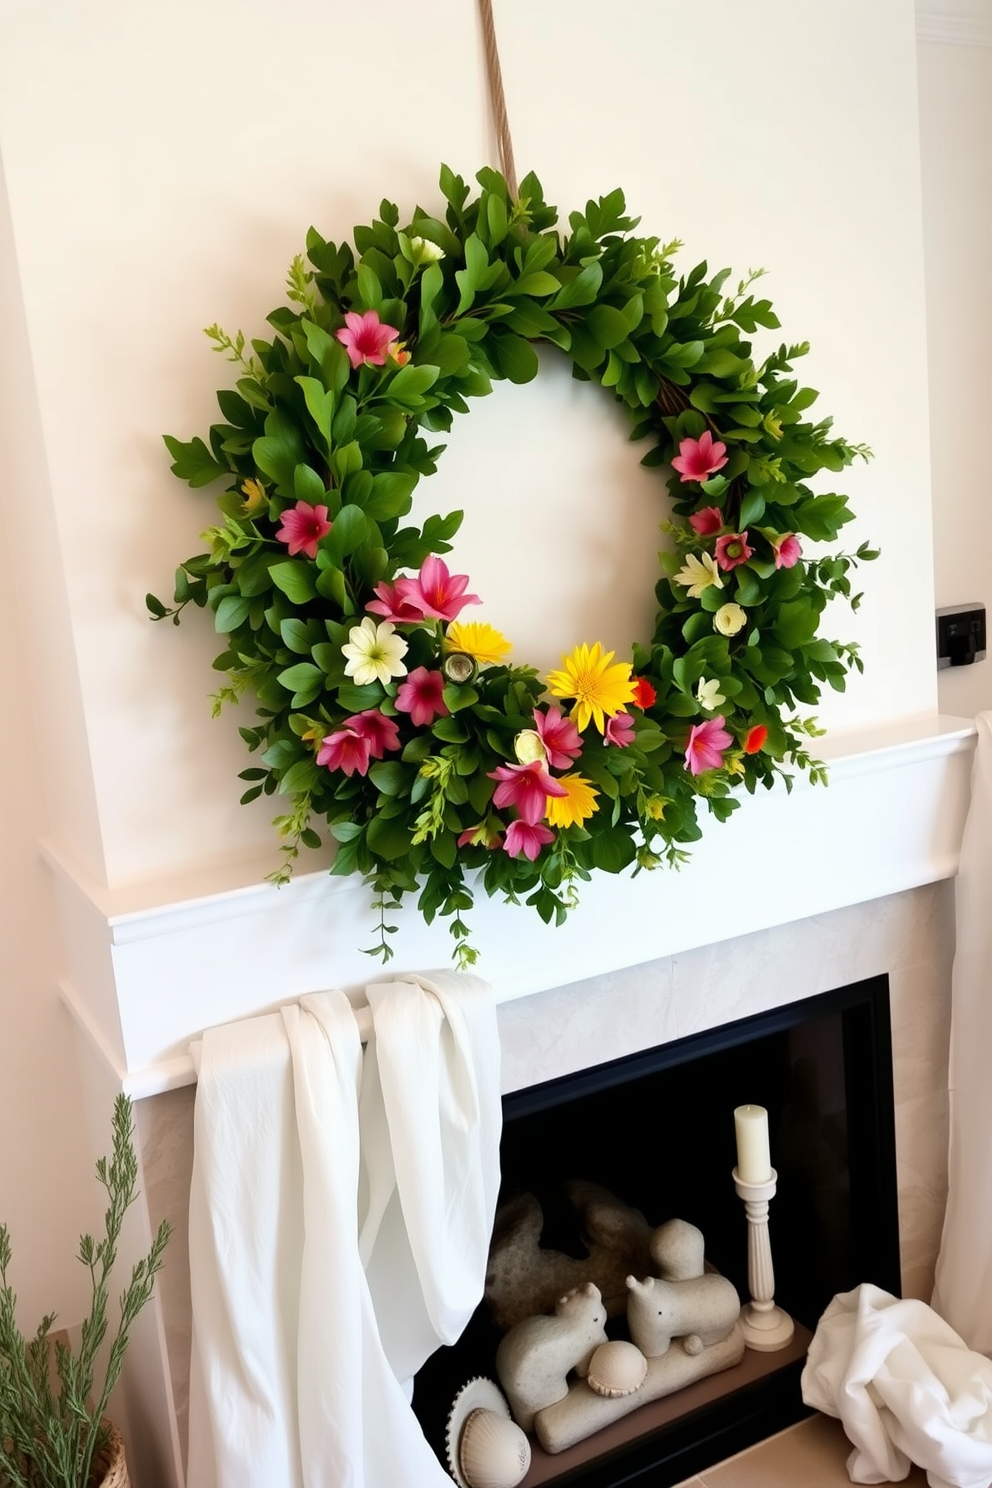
[695,677,726,711]
[341,617,408,687]
[513,729,547,765]
[673,551,723,599]
[411,235,445,265]
[713,603,748,637]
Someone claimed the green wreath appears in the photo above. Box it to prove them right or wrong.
[151,164,875,966]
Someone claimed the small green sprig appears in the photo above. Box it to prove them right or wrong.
[0,1096,170,1488]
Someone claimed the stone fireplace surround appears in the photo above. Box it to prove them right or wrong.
[53,715,974,1488]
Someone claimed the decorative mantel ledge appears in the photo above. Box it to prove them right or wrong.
[47,713,976,1099]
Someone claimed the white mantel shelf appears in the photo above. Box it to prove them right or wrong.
[48,714,976,1099]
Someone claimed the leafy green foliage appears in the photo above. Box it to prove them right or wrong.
[151,165,875,962]
[0,1097,170,1488]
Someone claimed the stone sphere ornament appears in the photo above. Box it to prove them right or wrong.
[587,1339,648,1398]
[154,164,875,964]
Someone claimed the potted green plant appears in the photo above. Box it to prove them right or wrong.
[0,1094,171,1487]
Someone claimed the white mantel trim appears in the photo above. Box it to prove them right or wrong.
[51,715,976,1099]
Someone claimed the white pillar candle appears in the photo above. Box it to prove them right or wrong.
[734,1104,772,1183]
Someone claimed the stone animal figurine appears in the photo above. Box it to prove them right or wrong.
[495,1281,608,1432]
[485,1181,653,1329]
[626,1271,741,1358]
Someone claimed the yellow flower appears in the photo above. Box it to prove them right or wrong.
[673,551,723,599]
[546,642,636,734]
[445,620,512,667]
[646,795,670,821]
[545,773,599,829]
[240,478,267,516]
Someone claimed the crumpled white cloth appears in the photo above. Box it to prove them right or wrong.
[933,711,992,1355]
[187,971,501,1488]
[802,1283,992,1488]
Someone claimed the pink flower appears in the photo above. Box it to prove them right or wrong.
[317,727,371,777]
[504,820,556,860]
[404,555,481,622]
[604,712,636,747]
[671,430,729,484]
[689,506,724,536]
[366,578,425,623]
[335,309,400,369]
[488,760,568,825]
[684,715,734,776]
[395,667,449,727]
[631,677,657,710]
[534,706,583,769]
[771,533,803,570]
[714,532,754,572]
[349,709,401,758]
[315,710,400,776]
[275,501,332,559]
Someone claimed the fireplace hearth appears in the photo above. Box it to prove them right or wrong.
[414,975,900,1487]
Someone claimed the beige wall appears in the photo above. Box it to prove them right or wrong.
[920,37,992,718]
[0,0,968,1346]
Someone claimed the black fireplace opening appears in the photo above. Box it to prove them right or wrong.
[414,974,900,1486]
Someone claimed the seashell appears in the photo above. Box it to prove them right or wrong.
[586,1339,648,1398]
[458,1406,532,1488]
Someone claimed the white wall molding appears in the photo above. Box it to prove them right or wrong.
[48,715,976,1099]
[917,5,992,47]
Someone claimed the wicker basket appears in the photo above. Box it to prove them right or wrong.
[91,1422,129,1488]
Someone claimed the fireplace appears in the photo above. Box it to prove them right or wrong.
[51,718,969,1488]
[412,975,900,1486]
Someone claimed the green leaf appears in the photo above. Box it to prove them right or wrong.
[294,464,327,506]
[386,362,440,408]
[513,270,560,297]
[280,618,312,653]
[773,599,819,649]
[455,232,490,314]
[163,434,228,488]
[270,561,317,604]
[490,333,539,384]
[551,261,603,310]
[331,821,365,842]
[296,376,335,448]
[369,761,409,796]
[366,814,413,860]
[365,471,418,521]
[277,662,324,693]
[591,829,637,873]
[326,503,369,563]
[587,303,630,349]
[738,489,766,528]
[214,594,250,632]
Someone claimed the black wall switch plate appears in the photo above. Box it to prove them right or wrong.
[936,604,986,668]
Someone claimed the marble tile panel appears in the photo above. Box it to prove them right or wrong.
[889,960,953,1108]
[670,886,952,1041]
[893,1088,950,1287]
[497,957,677,1093]
[135,1086,195,1473]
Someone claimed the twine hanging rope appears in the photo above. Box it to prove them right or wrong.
[478,0,518,200]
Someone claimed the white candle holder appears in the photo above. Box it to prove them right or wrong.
[733,1166,795,1351]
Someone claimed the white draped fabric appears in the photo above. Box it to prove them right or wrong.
[802,1284,992,1488]
[933,711,992,1354]
[186,972,501,1488]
